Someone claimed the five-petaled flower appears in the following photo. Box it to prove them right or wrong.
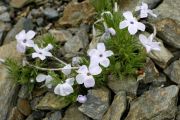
[32,44,53,60]
[16,30,36,53]
[36,74,53,88]
[119,11,145,35]
[139,34,161,53]
[135,2,157,18]
[88,43,113,68]
[76,65,101,88]
[54,78,74,96]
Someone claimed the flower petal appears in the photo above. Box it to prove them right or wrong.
[60,83,74,96]
[104,50,113,57]
[25,40,34,47]
[16,30,26,41]
[137,22,145,31]
[25,30,36,40]
[123,11,134,20]
[62,64,72,75]
[108,28,116,36]
[100,58,110,67]
[54,84,61,95]
[16,44,26,53]
[77,65,88,74]
[76,74,86,84]
[36,74,47,82]
[84,76,95,88]
[44,44,53,51]
[128,25,138,35]
[89,65,102,75]
[87,49,98,57]
[97,43,106,52]
[65,78,75,86]
[77,95,87,103]
[119,20,128,29]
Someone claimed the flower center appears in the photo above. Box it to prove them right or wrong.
[87,73,91,76]
[130,21,134,24]
[23,39,27,43]
[99,54,103,57]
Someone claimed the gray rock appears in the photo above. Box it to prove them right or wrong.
[148,36,174,69]
[31,9,42,18]
[7,107,25,120]
[78,87,111,120]
[0,21,6,45]
[4,18,34,44]
[0,41,22,120]
[64,28,89,54]
[36,92,71,110]
[0,6,7,14]
[155,18,180,49]
[118,0,162,12]
[125,85,179,120]
[49,29,73,43]
[17,98,32,116]
[0,12,10,22]
[44,111,62,120]
[108,75,139,96]
[26,111,45,120]
[62,104,90,120]
[43,8,59,19]
[102,91,127,120]
[30,96,42,110]
[18,85,29,99]
[164,59,180,84]
[175,106,180,120]
[153,0,180,23]
[36,17,44,26]
[10,0,36,8]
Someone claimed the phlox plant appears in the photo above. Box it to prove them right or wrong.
[3,0,160,104]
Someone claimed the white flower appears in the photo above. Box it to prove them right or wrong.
[77,95,87,103]
[88,43,113,68]
[135,2,157,18]
[100,27,116,41]
[62,64,72,75]
[16,30,36,53]
[139,34,161,53]
[119,11,145,35]
[36,74,53,88]
[54,78,74,96]
[32,44,53,60]
[76,65,101,88]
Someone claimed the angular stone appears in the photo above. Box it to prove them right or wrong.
[0,41,22,120]
[155,18,180,49]
[118,0,162,11]
[18,85,29,99]
[7,107,25,120]
[164,60,180,84]
[108,75,139,95]
[126,85,179,120]
[43,8,59,19]
[0,12,10,22]
[57,0,95,27]
[26,111,45,120]
[153,0,180,23]
[148,37,174,69]
[43,111,62,120]
[79,87,111,120]
[36,92,71,110]
[62,104,90,120]
[102,91,127,120]
[4,18,34,44]
[49,29,73,43]
[64,28,89,54]
[10,0,34,8]
[17,98,32,116]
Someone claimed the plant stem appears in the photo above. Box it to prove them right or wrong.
[0,58,5,64]
[52,56,68,65]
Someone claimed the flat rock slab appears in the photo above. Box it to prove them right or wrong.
[78,87,111,120]
[125,85,179,120]
[164,59,180,84]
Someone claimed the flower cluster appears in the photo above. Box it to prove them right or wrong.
[14,2,161,104]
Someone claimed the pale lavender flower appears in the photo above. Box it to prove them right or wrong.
[32,44,53,60]
[77,95,87,103]
[54,78,74,96]
[62,64,72,75]
[119,11,145,35]
[139,34,161,53]
[16,30,36,53]
[36,74,53,88]
[135,2,157,18]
